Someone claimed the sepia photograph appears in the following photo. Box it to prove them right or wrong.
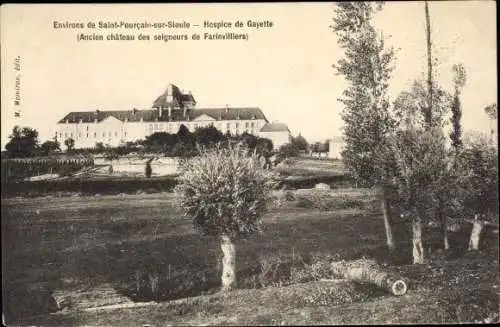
[1,2,498,325]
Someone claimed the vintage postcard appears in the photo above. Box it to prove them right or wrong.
[1,2,498,326]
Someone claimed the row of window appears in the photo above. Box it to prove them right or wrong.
[147,121,257,132]
[57,121,262,140]
[57,131,126,139]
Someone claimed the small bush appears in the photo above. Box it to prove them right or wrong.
[145,161,152,178]
[258,253,292,287]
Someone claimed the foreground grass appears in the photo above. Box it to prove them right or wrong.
[20,253,500,326]
[2,191,499,325]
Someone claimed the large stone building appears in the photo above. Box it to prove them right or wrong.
[55,83,291,150]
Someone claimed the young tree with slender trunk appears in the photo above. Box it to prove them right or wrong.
[450,64,467,150]
[457,134,499,251]
[175,144,277,291]
[332,2,397,251]
[424,1,434,128]
[385,127,449,263]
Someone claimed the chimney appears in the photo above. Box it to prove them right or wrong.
[183,106,187,119]
[158,106,163,118]
[168,105,172,120]
[225,104,229,114]
[133,108,138,115]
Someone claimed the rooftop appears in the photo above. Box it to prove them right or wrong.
[260,122,291,133]
[57,107,268,124]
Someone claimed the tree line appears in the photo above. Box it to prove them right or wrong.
[3,123,314,162]
[332,1,498,263]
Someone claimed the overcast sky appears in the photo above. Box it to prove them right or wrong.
[1,2,497,147]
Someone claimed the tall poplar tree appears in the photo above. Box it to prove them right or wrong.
[332,2,397,250]
[450,64,467,150]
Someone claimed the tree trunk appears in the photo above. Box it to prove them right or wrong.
[468,215,483,251]
[412,218,425,264]
[330,259,407,296]
[438,201,449,250]
[424,0,434,127]
[443,223,450,251]
[220,234,236,291]
[381,196,396,251]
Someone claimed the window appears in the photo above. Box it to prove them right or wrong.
[70,132,73,138]
[124,132,127,137]
[78,133,82,138]
[108,132,111,137]
[94,132,97,138]
[251,122,255,128]
[226,122,230,129]
[86,133,89,138]
[115,132,118,137]
[86,126,89,131]
[154,123,158,130]
[245,122,249,128]
[103,132,105,137]
[235,123,240,129]
[65,132,67,138]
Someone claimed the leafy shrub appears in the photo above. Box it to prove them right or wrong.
[175,143,278,238]
[278,143,300,160]
[455,134,498,223]
[145,161,152,178]
[258,252,292,287]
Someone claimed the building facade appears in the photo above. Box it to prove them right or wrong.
[258,122,292,149]
[327,136,345,159]
[55,83,291,150]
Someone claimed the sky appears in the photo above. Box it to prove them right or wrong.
[1,2,497,148]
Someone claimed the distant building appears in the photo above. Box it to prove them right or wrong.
[327,136,344,159]
[55,83,291,150]
[258,122,292,149]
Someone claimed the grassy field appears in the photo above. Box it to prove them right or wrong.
[275,157,346,178]
[2,191,499,325]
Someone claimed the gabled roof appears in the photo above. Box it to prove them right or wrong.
[57,107,268,124]
[260,122,291,133]
[152,83,196,109]
[57,109,157,124]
